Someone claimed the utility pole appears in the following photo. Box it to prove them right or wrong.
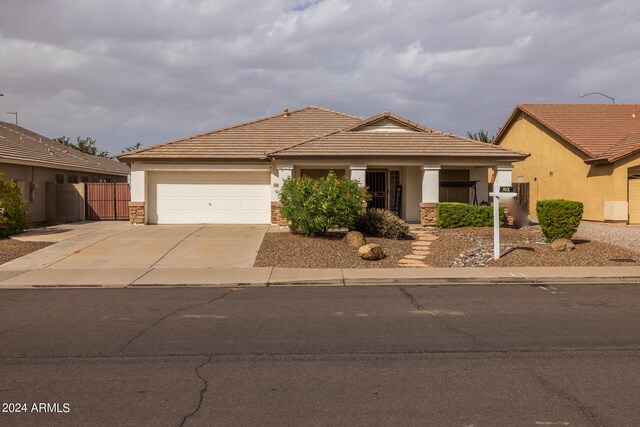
[6,112,18,126]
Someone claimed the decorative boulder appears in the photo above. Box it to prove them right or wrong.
[358,243,385,260]
[550,238,576,252]
[344,231,366,249]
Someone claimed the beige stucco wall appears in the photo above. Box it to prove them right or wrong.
[0,162,127,224]
[499,115,640,222]
[403,166,421,223]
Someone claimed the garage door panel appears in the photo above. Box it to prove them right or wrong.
[148,171,270,224]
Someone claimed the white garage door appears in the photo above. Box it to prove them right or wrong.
[148,171,271,224]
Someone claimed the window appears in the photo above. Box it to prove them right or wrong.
[67,175,79,183]
[97,178,112,183]
[81,176,89,183]
[55,174,64,184]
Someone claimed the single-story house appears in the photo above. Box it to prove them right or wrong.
[494,104,640,223]
[116,107,527,226]
[0,120,130,223]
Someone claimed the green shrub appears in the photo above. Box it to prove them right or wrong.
[356,208,410,239]
[278,171,369,236]
[436,202,505,228]
[0,173,28,237]
[536,199,583,242]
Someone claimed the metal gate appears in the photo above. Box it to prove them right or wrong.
[366,170,387,209]
[85,183,131,220]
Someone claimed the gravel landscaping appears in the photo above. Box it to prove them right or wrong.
[254,231,414,268]
[0,238,53,265]
[575,221,640,253]
[427,226,640,268]
[256,223,640,269]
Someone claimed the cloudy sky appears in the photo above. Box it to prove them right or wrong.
[1,0,638,155]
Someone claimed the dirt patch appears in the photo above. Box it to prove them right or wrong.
[254,231,413,268]
[0,238,54,265]
[427,226,640,267]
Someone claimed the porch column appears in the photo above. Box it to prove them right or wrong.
[420,165,440,226]
[271,164,293,225]
[349,164,367,185]
[129,170,146,224]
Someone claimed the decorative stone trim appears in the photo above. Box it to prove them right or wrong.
[271,201,288,226]
[419,202,437,226]
[128,201,145,224]
[504,207,514,227]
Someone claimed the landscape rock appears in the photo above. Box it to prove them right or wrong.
[344,231,366,249]
[551,238,575,252]
[358,243,385,260]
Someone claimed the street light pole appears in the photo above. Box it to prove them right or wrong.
[580,92,615,104]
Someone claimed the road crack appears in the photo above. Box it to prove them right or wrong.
[179,355,212,427]
[118,290,233,353]
[526,365,606,426]
[399,287,487,347]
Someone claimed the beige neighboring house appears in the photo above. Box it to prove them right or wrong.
[494,104,640,223]
[0,120,130,224]
[117,107,526,226]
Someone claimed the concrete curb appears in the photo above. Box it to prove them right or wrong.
[1,267,640,289]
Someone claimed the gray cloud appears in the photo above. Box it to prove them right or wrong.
[1,0,638,154]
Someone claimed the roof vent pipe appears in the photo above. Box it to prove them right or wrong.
[283,108,289,117]
[633,105,637,118]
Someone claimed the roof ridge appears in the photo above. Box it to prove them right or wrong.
[341,111,433,133]
[0,122,128,173]
[0,122,94,164]
[117,106,360,159]
[599,131,640,160]
[266,128,346,157]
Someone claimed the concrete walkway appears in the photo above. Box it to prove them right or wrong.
[1,265,640,289]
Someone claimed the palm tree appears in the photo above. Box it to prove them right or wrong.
[466,130,494,143]
[122,142,142,153]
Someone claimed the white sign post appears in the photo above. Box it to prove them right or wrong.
[489,186,518,260]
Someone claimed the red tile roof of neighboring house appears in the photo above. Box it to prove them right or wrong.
[0,121,130,175]
[494,104,640,163]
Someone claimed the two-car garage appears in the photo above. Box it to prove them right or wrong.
[147,171,271,224]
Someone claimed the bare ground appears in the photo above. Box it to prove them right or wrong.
[254,232,414,268]
[0,238,54,265]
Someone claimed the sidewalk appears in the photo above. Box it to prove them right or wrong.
[1,266,640,289]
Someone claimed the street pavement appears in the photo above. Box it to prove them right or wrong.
[1,284,640,426]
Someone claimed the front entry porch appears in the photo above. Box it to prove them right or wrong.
[270,162,513,226]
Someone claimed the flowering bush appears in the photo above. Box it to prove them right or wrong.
[278,171,369,236]
[0,174,28,237]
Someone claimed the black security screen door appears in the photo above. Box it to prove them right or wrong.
[366,170,387,209]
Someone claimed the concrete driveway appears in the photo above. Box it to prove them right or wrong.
[2,222,269,270]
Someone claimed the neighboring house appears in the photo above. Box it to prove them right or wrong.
[116,107,527,226]
[494,104,640,223]
[0,120,130,223]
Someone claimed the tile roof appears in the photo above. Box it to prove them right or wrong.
[117,106,362,161]
[494,104,640,163]
[270,113,528,161]
[0,121,130,175]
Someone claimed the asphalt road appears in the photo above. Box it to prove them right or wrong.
[1,284,640,426]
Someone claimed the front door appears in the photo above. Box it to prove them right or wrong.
[366,170,387,209]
